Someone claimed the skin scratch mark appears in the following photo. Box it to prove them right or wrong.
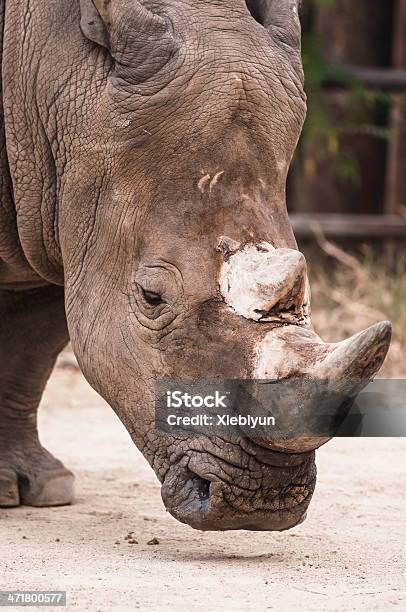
[198,174,211,193]
[209,171,225,192]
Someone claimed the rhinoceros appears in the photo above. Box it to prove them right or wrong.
[0,0,391,531]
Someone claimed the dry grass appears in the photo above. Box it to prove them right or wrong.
[305,244,406,377]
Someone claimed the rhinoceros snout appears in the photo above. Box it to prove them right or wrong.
[161,455,316,532]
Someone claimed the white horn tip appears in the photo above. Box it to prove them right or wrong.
[358,320,392,354]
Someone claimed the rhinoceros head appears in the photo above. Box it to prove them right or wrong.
[61,0,391,530]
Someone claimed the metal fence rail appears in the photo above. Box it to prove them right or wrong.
[290,213,406,240]
[323,66,406,92]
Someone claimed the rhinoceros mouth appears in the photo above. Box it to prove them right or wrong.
[160,446,316,531]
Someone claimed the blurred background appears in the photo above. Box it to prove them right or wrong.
[285,0,406,376]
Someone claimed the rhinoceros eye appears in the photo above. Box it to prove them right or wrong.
[142,289,165,306]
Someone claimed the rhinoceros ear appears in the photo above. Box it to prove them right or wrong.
[80,0,111,48]
[79,0,176,79]
[246,0,302,50]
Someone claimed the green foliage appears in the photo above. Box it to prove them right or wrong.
[310,0,337,6]
[298,0,395,185]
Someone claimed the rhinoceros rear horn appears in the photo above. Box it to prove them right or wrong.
[246,0,302,50]
[80,0,176,80]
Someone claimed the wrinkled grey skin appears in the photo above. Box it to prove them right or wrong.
[0,0,391,531]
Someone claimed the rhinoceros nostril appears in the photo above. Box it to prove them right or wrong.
[161,465,210,526]
[187,470,211,507]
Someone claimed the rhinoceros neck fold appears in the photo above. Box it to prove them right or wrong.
[0,3,59,288]
[1,0,94,286]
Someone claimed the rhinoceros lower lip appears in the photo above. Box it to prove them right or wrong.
[160,459,315,532]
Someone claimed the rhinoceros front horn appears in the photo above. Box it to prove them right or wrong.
[253,321,392,454]
[314,321,392,387]
[217,240,392,454]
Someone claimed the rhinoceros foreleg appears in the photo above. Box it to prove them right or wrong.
[0,285,74,507]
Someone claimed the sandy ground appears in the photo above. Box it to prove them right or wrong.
[0,364,405,612]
